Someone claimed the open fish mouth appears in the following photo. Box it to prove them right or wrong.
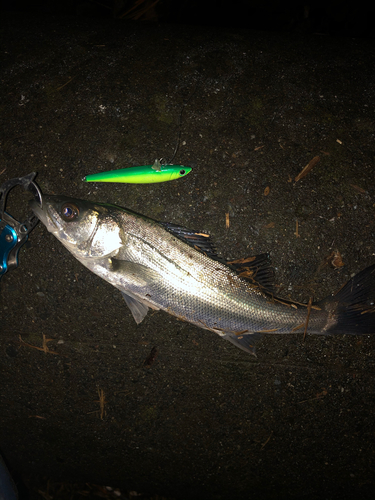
[29,198,62,235]
[29,198,45,222]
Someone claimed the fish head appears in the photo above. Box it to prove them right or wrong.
[30,195,123,258]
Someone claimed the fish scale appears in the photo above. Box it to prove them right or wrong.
[110,216,326,332]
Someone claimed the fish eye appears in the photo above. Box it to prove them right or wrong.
[179,169,186,176]
[61,203,80,221]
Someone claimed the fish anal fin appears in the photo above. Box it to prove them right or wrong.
[224,332,264,356]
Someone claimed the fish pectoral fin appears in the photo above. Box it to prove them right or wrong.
[224,332,264,356]
[121,292,150,324]
[110,259,161,324]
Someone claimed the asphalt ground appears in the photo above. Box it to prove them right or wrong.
[1,12,375,500]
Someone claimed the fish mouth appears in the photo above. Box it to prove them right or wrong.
[29,197,63,236]
[29,198,44,220]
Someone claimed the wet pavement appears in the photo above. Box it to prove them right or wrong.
[1,12,375,500]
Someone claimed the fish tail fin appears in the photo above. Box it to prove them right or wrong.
[320,264,375,335]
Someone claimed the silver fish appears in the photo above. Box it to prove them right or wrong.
[30,195,375,355]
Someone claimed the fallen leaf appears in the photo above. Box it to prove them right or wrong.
[351,184,366,194]
[143,346,158,367]
[264,186,270,196]
[295,155,320,182]
[331,250,344,268]
[320,250,345,270]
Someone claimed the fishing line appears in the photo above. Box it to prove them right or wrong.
[161,80,199,165]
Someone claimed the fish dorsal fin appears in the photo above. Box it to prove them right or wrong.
[161,223,275,291]
[161,222,218,259]
[227,253,275,293]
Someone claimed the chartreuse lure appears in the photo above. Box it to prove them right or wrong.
[84,160,192,184]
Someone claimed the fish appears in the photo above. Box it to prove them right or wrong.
[30,195,375,355]
[84,161,192,184]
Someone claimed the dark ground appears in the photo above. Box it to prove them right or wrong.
[0,10,375,500]
[2,1,375,38]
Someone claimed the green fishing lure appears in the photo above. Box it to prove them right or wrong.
[84,160,192,184]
